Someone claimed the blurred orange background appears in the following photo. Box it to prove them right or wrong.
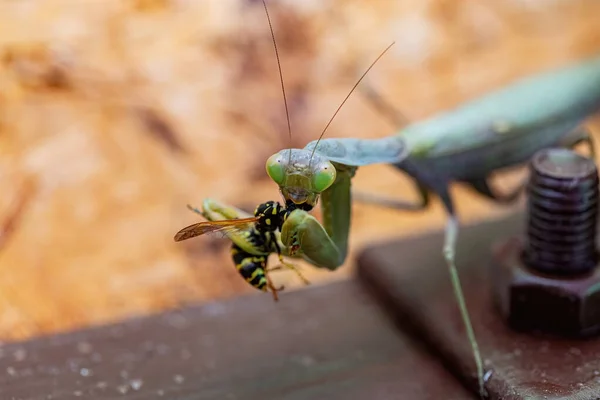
[0,0,599,341]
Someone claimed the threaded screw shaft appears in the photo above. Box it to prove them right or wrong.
[522,148,599,276]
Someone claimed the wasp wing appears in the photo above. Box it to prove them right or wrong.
[173,217,259,242]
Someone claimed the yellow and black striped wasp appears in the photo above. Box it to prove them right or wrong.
[173,200,309,301]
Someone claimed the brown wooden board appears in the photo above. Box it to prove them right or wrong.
[357,212,600,400]
[0,280,471,399]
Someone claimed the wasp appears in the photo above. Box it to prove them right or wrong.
[174,199,309,301]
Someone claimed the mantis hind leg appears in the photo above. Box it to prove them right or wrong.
[353,177,486,396]
[560,126,596,160]
[467,126,596,205]
[581,132,596,160]
[437,188,487,399]
[466,177,526,205]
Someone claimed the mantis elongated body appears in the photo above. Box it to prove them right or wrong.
[279,53,600,268]
[263,53,600,398]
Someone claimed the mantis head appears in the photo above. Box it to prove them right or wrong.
[266,149,336,208]
[259,1,392,210]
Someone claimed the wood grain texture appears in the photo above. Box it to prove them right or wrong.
[0,0,599,340]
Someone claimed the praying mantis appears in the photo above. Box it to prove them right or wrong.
[178,1,600,398]
[266,52,600,398]
[266,12,600,400]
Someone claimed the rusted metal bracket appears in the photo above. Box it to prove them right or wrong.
[357,211,600,400]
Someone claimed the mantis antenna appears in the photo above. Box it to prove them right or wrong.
[262,0,293,164]
[308,41,396,165]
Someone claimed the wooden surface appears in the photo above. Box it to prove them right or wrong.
[0,0,600,341]
[0,279,472,400]
[358,212,600,399]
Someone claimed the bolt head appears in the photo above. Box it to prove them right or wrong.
[532,148,597,180]
[491,237,600,337]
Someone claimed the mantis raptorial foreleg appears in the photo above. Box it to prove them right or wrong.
[282,208,345,270]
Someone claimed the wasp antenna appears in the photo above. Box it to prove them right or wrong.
[262,0,293,163]
[309,41,395,163]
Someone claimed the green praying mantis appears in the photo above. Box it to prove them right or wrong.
[266,52,600,398]
[178,1,600,398]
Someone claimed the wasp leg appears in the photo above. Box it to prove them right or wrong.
[274,255,311,285]
[269,235,311,286]
[267,264,310,285]
[265,271,284,302]
[263,254,284,302]
[188,199,255,220]
[186,204,203,216]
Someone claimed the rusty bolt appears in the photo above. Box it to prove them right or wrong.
[491,147,600,336]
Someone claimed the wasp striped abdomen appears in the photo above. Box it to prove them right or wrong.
[231,244,268,291]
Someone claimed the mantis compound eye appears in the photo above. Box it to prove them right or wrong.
[265,153,286,185]
[312,162,336,193]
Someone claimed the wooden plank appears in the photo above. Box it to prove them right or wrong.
[0,280,472,399]
[358,212,600,400]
